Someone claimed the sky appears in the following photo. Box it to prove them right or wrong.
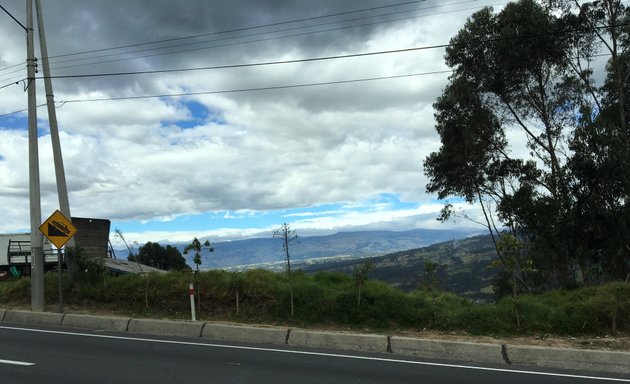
[0,0,506,246]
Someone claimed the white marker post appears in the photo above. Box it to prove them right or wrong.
[189,282,196,321]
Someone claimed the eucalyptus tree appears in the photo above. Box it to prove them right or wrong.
[183,237,213,272]
[424,0,630,289]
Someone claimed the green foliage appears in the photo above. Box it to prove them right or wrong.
[1,278,31,304]
[183,237,213,272]
[1,270,627,336]
[131,242,190,271]
[67,246,107,283]
[424,0,630,289]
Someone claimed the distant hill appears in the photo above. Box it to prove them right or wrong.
[302,235,499,302]
[112,228,480,269]
[200,228,481,269]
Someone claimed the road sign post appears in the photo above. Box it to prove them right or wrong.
[39,210,77,313]
[57,248,63,313]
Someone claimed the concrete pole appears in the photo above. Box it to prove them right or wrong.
[27,0,45,312]
[35,0,74,254]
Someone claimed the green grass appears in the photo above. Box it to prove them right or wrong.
[0,270,628,336]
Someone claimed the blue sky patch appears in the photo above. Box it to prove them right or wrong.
[0,112,28,131]
[170,100,225,129]
[111,193,425,238]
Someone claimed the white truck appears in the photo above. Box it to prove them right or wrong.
[0,233,55,277]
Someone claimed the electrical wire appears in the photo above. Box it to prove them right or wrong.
[0,69,452,118]
[0,0,496,81]
[0,0,431,71]
[46,0,429,60]
[0,62,24,74]
[36,19,626,81]
[0,79,23,90]
[44,0,481,70]
[40,46,450,80]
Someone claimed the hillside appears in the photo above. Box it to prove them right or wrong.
[113,228,480,269]
[203,228,479,268]
[302,235,498,302]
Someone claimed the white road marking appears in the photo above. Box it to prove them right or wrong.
[0,359,35,366]
[0,325,628,382]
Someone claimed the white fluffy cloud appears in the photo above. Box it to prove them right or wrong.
[0,1,500,237]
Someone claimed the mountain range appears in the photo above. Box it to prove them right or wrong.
[113,228,481,269]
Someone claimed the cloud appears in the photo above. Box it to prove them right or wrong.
[0,0,501,237]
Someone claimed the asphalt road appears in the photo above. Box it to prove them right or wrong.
[0,324,627,384]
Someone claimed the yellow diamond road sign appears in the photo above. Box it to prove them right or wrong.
[39,210,77,249]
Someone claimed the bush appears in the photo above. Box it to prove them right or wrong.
[0,269,627,337]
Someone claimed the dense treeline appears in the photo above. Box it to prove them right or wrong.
[128,242,190,271]
[424,0,630,291]
[1,270,628,335]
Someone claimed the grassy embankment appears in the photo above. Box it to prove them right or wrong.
[0,269,628,337]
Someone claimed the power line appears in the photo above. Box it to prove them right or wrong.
[45,0,428,61]
[62,71,451,102]
[36,19,625,81]
[0,71,28,85]
[0,79,23,90]
[39,46,449,80]
[44,13,444,73]
[0,4,27,31]
[0,0,425,73]
[44,0,480,70]
[0,0,491,76]
[0,70,451,118]
[0,62,24,74]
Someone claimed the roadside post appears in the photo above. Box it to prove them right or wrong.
[39,210,77,313]
[189,282,196,321]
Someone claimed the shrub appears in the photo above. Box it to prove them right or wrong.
[0,269,626,337]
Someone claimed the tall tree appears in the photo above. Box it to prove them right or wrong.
[273,223,298,317]
[425,0,630,289]
[183,237,213,272]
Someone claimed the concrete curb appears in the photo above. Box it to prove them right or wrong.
[127,318,204,338]
[507,344,630,375]
[3,309,64,327]
[62,313,130,332]
[1,309,628,375]
[201,323,287,345]
[288,329,387,353]
[389,336,505,365]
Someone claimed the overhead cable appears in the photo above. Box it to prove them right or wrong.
[0,70,451,118]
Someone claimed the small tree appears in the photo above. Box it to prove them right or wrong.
[273,223,298,317]
[353,261,374,310]
[229,272,245,315]
[115,229,148,309]
[423,260,439,293]
[183,237,213,272]
[493,233,531,330]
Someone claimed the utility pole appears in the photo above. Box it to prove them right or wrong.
[26,0,45,312]
[34,0,75,269]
